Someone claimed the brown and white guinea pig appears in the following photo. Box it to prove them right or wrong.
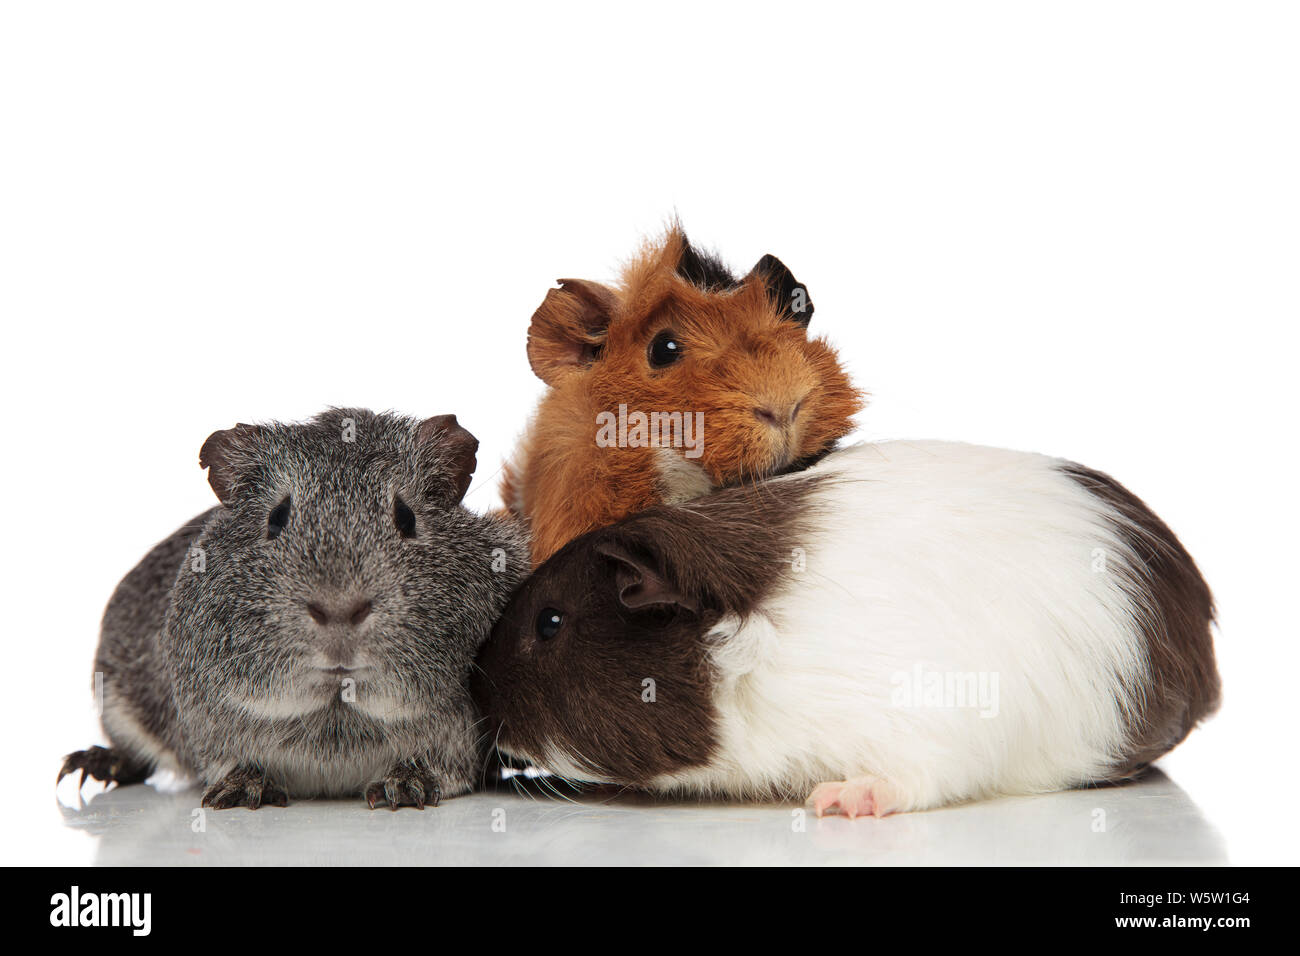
[474,440,1221,816]
[501,225,865,565]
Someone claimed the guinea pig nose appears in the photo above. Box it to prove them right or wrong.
[347,599,373,627]
[305,597,373,627]
[754,402,801,427]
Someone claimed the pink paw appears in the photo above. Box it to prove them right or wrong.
[806,776,902,819]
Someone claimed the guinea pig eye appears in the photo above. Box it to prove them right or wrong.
[393,496,417,539]
[535,608,564,641]
[647,330,684,369]
[266,496,291,539]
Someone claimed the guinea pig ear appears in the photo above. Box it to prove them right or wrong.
[416,414,479,504]
[595,540,699,614]
[526,278,617,385]
[743,253,814,328]
[675,235,739,291]
[198,424,262,505]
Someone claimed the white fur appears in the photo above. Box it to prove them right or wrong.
[645,440,1154,811]
[201,747,397,798]
[101,695,185,778]
[253,748,395,797]
[230,676,429,724]
[654,446,716,504]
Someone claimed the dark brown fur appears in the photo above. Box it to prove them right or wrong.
[1060,463,1221,777]
[473,475,823,785]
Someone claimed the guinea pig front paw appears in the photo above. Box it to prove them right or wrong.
[201,766,289,810]
[57,746,151,790]
[805,775,903,819]
[364,759,442,811]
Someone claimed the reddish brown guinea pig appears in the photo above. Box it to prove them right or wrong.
[502,226,865,565]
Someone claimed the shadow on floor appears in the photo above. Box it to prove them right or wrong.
[57,767,1227,866]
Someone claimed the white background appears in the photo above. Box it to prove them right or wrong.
[2,2,1296,864]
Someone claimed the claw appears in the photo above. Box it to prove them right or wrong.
[58,746,152,793]
[202,767,288,810]
[364,762,442,811]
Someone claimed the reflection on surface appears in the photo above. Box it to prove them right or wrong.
[58,768,1226,866]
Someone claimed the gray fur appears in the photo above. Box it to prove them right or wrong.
[65,408,528,808]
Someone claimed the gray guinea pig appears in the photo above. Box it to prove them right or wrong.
[60,408,528,809]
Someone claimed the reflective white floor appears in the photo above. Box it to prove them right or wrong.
[56,769,1225,866]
